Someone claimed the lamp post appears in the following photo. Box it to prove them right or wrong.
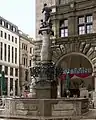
[0,71,6,97]
[66,71,70,98]
[0,73,2,96]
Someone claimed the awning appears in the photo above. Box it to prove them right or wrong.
[59,73,92,80]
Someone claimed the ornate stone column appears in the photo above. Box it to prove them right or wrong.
[93,65,96,92]
[41,30,52,63]
[57,78,61,98]
[92,66,96,108]
[30,3,55,99]
[94,76,96,92]
[34,26,54,98]
[93,73,96,108]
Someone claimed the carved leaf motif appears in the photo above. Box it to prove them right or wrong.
[75,42,80,52]
[64,44,70,53]
[70,43,76,52]
[90,51,96,60]
[86,47,94,57]
[80,42,86,52]
[59,45,65,54]
[56,48,61,56]
[83,44,91,55]
[53,51,59,59]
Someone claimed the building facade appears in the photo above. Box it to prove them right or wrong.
[19,31,34,94]
[0,16,20,97]
[35,0,96,99]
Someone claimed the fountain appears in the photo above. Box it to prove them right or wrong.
[30,3,55,98]
[0,4,90,120]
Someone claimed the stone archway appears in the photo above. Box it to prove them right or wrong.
[55,52,94,97]
[52,41,96,72]
[52,41,96,97]
[56,52,94,69]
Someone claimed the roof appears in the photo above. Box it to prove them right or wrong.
[19,30,35,44]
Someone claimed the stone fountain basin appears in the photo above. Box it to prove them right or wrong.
[2,97,89,119]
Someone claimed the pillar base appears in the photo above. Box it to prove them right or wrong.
[32,80,51,99]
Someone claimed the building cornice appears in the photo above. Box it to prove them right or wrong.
[51,33,96,45]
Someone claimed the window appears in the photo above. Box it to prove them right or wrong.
[10,78,13,93]
[6,23,10,29]
[26,58,27,67]
[79,26,85,35]
[12,36,14,42]
[15,79,18,95]
[5,78,8,95]
[87,24,93,33]
[12,47,14,63]
[78,17,85,24]
[25,70,28,81]
[0,42,3,60]
[86,15,93,23]
[15,38,17,44]
[8,24,10,29]
[8,34,10,40]
[10,67,13,76]
[4,44,7,61]
[78,15,93,35]
[59,0,70,4]
[0,65,2,73]
[0,20,2,25]
[26,45,27,51]
[6,23,8,28]
[32,48,33,54]
[13,27,16,32]
[15,48,17,64]
[15,68,18,77]
[22,43,24,49]
[4,32,7,39]
[11,26,13,31]
[2,21,5,26]
[0,31,3,37]
[5,66,8,75]
[30,48,32,53]
[30,60,31,66]
[60,19,68,37]
[24,58,26,66]
[23,58,27,66]
[8,45,10,62]
[24,45,25,50]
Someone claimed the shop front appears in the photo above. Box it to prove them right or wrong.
[56,53,94,98]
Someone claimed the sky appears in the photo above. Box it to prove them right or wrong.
[0,0,35,38]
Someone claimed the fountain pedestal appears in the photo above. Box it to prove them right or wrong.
[29,3,56,99]
[31,27,55,99]
[33,80,51,99]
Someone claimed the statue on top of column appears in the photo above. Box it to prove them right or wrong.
[38,3,54,36]
[42,3,52,23]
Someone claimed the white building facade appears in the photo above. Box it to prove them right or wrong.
[0,17,20,97]
[19,31,34,95]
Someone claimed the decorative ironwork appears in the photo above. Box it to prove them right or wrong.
[55,67,92,76]
[62,68,92,74]
[30,67,92,81]
[30,63,55,81]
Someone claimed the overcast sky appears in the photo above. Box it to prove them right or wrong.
[0,0,35,38]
